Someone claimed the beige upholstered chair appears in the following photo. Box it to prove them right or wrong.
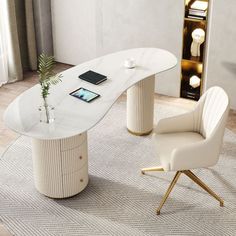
[142,86,230,215]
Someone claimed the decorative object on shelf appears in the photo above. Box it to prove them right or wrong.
[188,0,208,19]
[191,1,208,11]
[189,75,201,88]
[124,58,136,69]
[37,54,62,123]
[191,28,205,57]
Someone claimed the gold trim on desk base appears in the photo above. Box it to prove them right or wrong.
[127,128,153,136]
[141,168,224,215]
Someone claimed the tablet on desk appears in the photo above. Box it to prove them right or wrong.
[70,87,100,103]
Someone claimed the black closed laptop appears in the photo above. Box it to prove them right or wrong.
[79,70,107,85]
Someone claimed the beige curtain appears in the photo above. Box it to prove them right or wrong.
[0,0,8,86]
[4,0,37,83]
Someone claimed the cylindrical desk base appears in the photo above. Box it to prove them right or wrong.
[127,75,155,135]
[32,132,88,198]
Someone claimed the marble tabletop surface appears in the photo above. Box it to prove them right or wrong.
[4,48,177,140]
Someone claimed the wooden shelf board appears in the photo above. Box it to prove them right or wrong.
[184,17,206,23]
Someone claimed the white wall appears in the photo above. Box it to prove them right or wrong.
[51,0,236,109]
[205,0,236,109]
[51,0,184,97]
[51,0,97,64]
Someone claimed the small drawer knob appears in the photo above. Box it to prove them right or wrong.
[79,156,82,160]
[80,179,83,182]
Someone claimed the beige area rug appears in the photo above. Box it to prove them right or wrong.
[0,102,236,236]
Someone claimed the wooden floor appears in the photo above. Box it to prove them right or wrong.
[0,224,12,236]
[0,63,236,155]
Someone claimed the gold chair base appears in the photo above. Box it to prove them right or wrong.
[141,166,164,174]
[141,167,224,215]
[156,171,181,215]
[182,170,224,207]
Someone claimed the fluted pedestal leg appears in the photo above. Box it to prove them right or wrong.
[127,75,155,135]
[32,132,88,198]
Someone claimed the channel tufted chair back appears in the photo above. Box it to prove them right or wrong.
[191,86,230,166]
[194,86,229,139]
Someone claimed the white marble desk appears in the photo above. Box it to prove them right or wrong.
[4,48,177,198]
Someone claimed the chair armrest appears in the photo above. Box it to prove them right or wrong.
[154,111,194,134]
[170,139,218,171]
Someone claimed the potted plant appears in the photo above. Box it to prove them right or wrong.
[38,53,62,123]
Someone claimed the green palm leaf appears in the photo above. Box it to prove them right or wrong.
[37,54,62,99]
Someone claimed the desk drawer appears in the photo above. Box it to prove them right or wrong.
[60,132,87,151]
[61,140,88,174]
[62,163,88,197]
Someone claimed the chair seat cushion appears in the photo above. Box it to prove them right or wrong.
[153,132,204,171]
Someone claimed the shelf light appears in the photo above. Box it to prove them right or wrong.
[185,0,191,6]
[197,63,203,74]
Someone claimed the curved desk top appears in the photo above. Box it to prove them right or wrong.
[4,48,177,140]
